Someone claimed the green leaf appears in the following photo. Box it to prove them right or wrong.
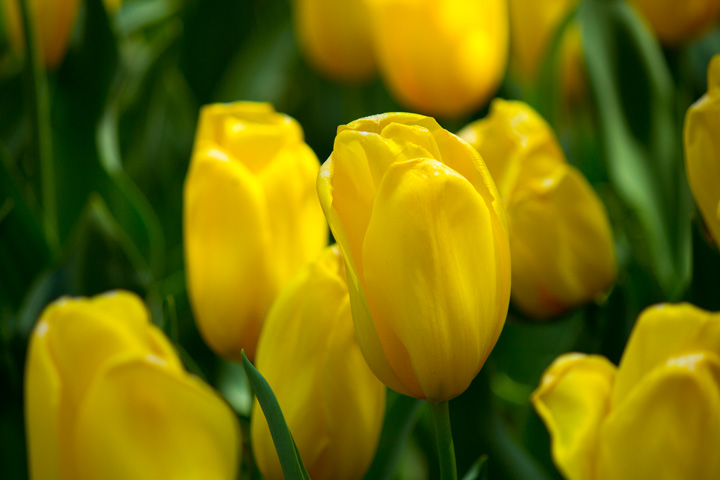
[462,455,489,480]
[364,392,422,480]
[240,351,310,480]
[65,194,151,296]
[579,0,692,299]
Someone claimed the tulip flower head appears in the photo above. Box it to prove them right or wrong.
[460,99,616,319]
[630,0,720,45]
[317,112,511,402]
[251,245,386,480]
[507,0,585,100]
[684,54,720,247]
[1,0,80,69]
[533,303,720,480]
[292,0,375,82]
[184,102,327,360]
[366,0,508,117]
[25,291,240,480]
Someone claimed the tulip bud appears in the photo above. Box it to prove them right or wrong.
[507,0,585,100]
[630,0,720,45]
[25,291,240,480]
[459,99,616,318]
[533,303,720,480]
[1,0,80,69]
[251,245,386,480]
[684,54,720,247]
[366,0,508,117]
[317,112,511,402]
[184,102,327,360]
[292,0,375,82]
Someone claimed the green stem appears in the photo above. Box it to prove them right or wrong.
[18,0,58,252]
[430,401,457,480]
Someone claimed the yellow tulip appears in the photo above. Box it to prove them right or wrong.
[685,54,720,247]
[366,0,508,117]
[459,100,616,318]
[184,102,327,360]
[507,0,585,100]
[25,291,240,480]
[251,245,386,480]
[317,112,511,402]
[533,303,720,480]
[292,0,375,82]
[1,0,80,69]
[630,0,720,45]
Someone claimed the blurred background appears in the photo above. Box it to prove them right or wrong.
[1,0,720,478]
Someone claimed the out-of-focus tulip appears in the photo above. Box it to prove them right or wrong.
[25,291,240,480]
[459,99,616,319]
[251,245,386,480]
[317,112,511,402]
[507,0,584,100]
[630,0,720,45]
[1,0,80,69]
[533,303,720,480]
[366,0,508,117]
[292,0,375,82]
[184,102,327,361]
[685,54,720,247]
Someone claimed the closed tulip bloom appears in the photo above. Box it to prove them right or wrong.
[685,54,720,247]
[184,102,327,360]
[507,0,585,99]
[251,245,386,480]
[366,0,508,117]
[317,112,511,402]
[25,291,240,480]
[459,100,616,318]
[292,0,375,81]
[630,0,720,45]
[1,0,79,68]
[533,303,720,480]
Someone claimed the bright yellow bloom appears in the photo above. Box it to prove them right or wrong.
[366,0,508,117]
[507,0,584,100]
[685,54,720,247]
[1,0,80,69]
[630,0,720,45]
[459,100,616,318]
[251,245,386,480]
[292,0,375,82]
[184,102,327,361]
[533,303,720,480]
[25,291,240,480]
[317,112,511,402]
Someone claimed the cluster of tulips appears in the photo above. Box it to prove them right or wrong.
[11,0,720,479]
[26,55,720,478]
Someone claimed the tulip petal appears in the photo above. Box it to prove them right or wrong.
[612,303,720,406]
[684,55,720,246]
[362,158,507,401]
[598,352,720,480]
[532,353,616,480]
[193,103,303,173]
[250,249,345,479]
[74,358,240,480]
[318,159,413,398]
[319,297,386,480]
[507,164,616,317]
[25,317,63,480]
[184,148,271,359]
[257,142,327,293]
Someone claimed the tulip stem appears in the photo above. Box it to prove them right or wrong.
[430,401,457,480]
[18,0,58,252]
